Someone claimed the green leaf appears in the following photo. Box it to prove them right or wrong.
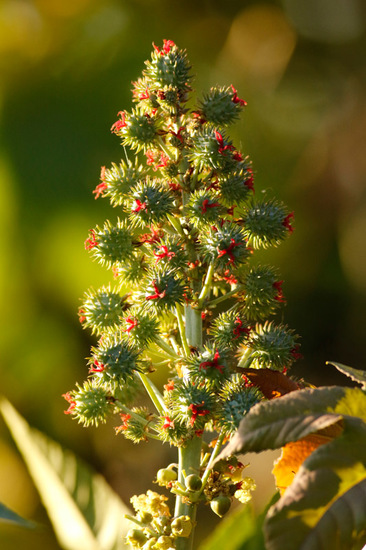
[264,419,366,550]
[0,398,131,550]
[0,502,35,528]
[198,504,260,550]
[327,361,366,389]
[214,387,358,461]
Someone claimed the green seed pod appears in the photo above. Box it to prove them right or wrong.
[156,468,178,486]
[185,474,202,492]
[210,495,231,517]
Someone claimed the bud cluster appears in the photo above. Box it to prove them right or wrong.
[64,39,301,549]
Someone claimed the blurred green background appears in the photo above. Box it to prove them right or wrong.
[1,0,366,548]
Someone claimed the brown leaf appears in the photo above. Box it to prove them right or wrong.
[242,368,300,399]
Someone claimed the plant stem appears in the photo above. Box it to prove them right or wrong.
[184,306,202,348]
[197,263,215,309]
[207,284,245,308]
[199,431,226,493]
[176,304,191,357]
[174,436,202,550]
[137,372,166,414]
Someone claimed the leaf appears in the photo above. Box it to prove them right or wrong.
[198,504,257,550]
[242,368,300,399]
[272,433,332,495]
[0,502,35,528]
[0,398,131,550]
[214,386,354,462]
[264,419,366,550]
[327,362,366,389]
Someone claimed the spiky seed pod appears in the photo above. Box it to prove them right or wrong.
[166,380,215,431]
[247,322,300,370]
[116,406,151,443]
[114,109,160,153]
[241,199,294,249]
[155,413,190,446]
[218,168,254,206]
[242,265,285,321]
[144,40,192,94]
[89,331,141,391]
[63,380,113,427]
[80,286,124,335]
[86,219,134,269]
[101,160,146,207]
[189,127,241,173]
[185,190,225,228]
[198,86,246,126]
[187,347,231,389]
[149,236,188,271]
[129,179,175,227]
[200,223,250,272]
[156,85,182,114]
[210,311,251,349]
[132,77,160,112]
[143,269,187,313]
[115,255,149,285]
[122,307,160,348]
[215,374,263,435]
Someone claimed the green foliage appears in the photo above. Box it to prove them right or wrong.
[0,502,35,529]
[215,366,366,550]
[0,398,131,550]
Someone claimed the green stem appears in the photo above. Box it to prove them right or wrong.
[174,436,202,550]
[237,348,254,369]
[175,304,190,357]
[155,336,181,359]
[199,431,226,493]
[184,306,202,348]
[197,263,215,309]
[167,213,185,237]
[207,284,245,308]
[137,372,166,414]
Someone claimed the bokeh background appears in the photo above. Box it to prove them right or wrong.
[1,0,366,548]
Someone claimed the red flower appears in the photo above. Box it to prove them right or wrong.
[282,212,294,234]
[153,39,175,55]
[89,360,105,373]
[78,308,86,323]
[244,169,255,192]
[93,181,108,199]
[139,226,162,244]
[164,380,175,392]
[222,270,238,284]
[170,126,184,144]
[145,149,156,166]
[290,345,303,361]
[233,318,250,339]
[273,280,286,303]
[111,111,127,133]
[153,245,175,263]
[231,85,247,107]
[201,198,221,214]
[163,416,175,429]
[132,199,148,213]
[199,351,225,374]
[124,317,138,333]
[217,238,242,264]
[84,229,98,250]
[116,413,131,433]
[62,392,76,415]
[188,403,210,427]
[146,280,167,301]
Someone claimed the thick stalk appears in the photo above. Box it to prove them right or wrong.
[174,297,203,549]
[174,436,202,550]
